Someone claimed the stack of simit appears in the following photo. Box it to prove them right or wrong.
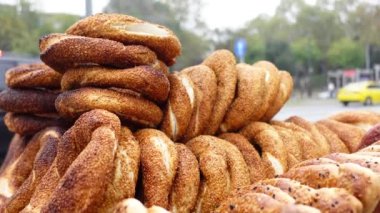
[40,13,181,128]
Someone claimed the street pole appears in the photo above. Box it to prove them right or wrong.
[85,0,92,17]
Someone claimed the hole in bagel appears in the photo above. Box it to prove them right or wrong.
[112,23,169,36]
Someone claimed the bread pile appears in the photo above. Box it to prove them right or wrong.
[0,63,67,211]
[0,63,65,136]
[234,110,380,181]
[0,12,379,213]
[217,123,380,213]
[160,54,293,141]
[42,13,181,128]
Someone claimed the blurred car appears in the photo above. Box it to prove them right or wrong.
[337,81,380,106]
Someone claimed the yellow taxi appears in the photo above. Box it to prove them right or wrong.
[337,81,380,106]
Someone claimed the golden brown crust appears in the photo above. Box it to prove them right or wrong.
[181,65,217,141]
[39,110,122,212]
[202,50,237,135]
[43,126,118,212]
[286,116,330,156]
[273,126,302,168]
[152,60,170,76]
[24,110,121,212]
[0,135,28,205]
[186,136,229,213]
[135,129,178,209]
[0,135,28,174]
[40,33,157,72]
[0,129,57,205]
[314,123,349,153]
[186,136,250,212]
[61,65,170,103]
[252,61,281,120]
[66,13,181,66]
[216,139,251,189]
[329,111,380,131]
[240,122,288,177]
[169,144,200,213]
[0,89,58,114]
[5,63,62,89]
[270,121,322,160]
[160,73,195,141]
[253,60,279,72]
[220,64,266,132]
[218,133,265,183]
[316,119,365,152]
[4,113,68,136]
[261,71,293,121]
[100,127,141,212]
[55,88,163,127]
[4,127,64,213]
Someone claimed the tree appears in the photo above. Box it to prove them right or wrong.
[245,35,266,63]
[0,4,24,52]
[291,38,322,70]
[0,1,79,56]
[293,4,344,53]
[327,38,364,68]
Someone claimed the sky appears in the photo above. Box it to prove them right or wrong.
[0,0,288,30]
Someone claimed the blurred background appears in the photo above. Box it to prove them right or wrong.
[0,0,379,155]
[0,0,380,97]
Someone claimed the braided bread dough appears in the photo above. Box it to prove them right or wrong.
[4,127,64,212]
[169,144,199,213]
[181,65,217,141]
[135,129,178,208]
[240,122,288,177]
[220,64,266,132]
[160,73,195,141]
[202,50,237,135]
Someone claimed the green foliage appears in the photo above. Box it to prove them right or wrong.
[0,5,24,52]
[327,38,364,68]
[293,4,344,52]
[245,35,266,63]
[212,0,380,73]
[0,2,79,56]
[0,0,379,72]
[291,38,322,68]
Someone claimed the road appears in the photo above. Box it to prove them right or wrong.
[274,98,380,121]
